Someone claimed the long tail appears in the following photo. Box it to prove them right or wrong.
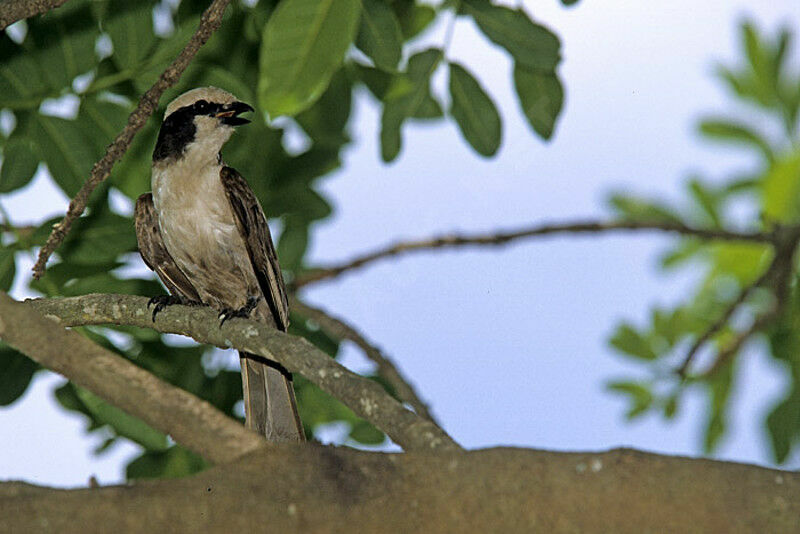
[240,352,305,442]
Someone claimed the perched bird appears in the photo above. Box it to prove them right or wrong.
[134,87,304,443]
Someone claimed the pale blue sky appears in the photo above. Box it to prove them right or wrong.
[2,0,800,487]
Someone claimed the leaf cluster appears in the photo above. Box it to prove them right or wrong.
[606,21,800,463]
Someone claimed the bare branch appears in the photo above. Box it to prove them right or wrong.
[294,220,780,288]
[0,0,71,30]
[0,292,264,464]
[289,296,439,425]
[25,294,462,452]
[31,0,233,279]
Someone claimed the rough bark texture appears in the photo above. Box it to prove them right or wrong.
[22,294,460,452]
[0,0,70,30]
[1,447,798,533]
[0,292,264,463]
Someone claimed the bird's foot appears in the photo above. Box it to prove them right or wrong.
[147,295,204,322]
[219,296,261,327]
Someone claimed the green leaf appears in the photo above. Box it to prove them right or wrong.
[0,39,50,109]
[698,118,773,162]
[0,135,39,193]
[766,389,800,463]
[448,62,502,157]
[133,16,201,93]
[258,0,362,117]
[561,0,581,5]
[74,387,169,451]
[709,242,770,285]
[461,0,560,72]
[609,323,658,361]
[349,419,385,445]
[607,194,682,224]
[392,1,436,40]
[296,68,352,148]
[380,48,442,162]
[703,363,734,453]
[0,247,15,291]
[126,446,207,480]
[356,0,403,72]
[28,114,96,197]
[0,2,99,109]
[58,208,138,264]
[101,0,159,72]
[607,380,654,419]
[761,151,800,223]
[77,98,130,155]
[0,344,37,406]
[687,179,722,228]
[277,217,309,271]
[514,64,564,140]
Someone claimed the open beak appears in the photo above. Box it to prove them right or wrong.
[216,101,254,126]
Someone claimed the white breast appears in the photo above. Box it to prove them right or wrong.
[151,159,256,308]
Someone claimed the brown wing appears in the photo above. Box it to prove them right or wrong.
[220,167,290,332]
[134,193,201,302]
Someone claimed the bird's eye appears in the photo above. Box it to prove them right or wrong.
[194,100,210,113]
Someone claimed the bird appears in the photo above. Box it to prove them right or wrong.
[134,86,305,443]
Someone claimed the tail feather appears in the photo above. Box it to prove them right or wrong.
[240,352,305,442]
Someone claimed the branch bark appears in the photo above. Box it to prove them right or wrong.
[290,296,438,424]
[0,292,264,464]
[0,0,71,30]
[31,0,233,279]
[294,220,782,288]
[1,446,797,533]
[24,294,461,452]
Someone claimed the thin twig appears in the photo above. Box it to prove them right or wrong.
[676,267,774,377]
[31,0,233,279]
[289,296,439,425]
[294,220,781,288]
[699,226,800,377]
[0,0,71,30]
[25,293,462,452]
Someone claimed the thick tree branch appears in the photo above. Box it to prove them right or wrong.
[0,292,264,464]
[290,296,438,424]
[2,447,798,533]
[0,0,70,30]
[31,0,233,279]
[25,294,461,452]
[294,219,781,288]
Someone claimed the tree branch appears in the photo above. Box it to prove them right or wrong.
[2,447,798,533]
[294,220,781,288]
[0,0,71,30]
[24,294,462,452]
[31,0,233,279]
[0,292,264,464]
[289,296,439,425]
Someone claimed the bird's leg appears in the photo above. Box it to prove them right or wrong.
[147,294,205,322]
[219,295,261,327]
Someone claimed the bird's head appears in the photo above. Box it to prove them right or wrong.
[153,87,254,163]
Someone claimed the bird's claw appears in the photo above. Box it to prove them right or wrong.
[218,296,261,327]
[147,295,203,322]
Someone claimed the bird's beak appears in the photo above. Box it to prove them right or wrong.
[216,101,255,126]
